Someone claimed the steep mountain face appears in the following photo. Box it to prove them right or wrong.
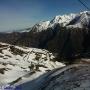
[0,11,90,60]
[47,27,90,59]
[0,42,65,86]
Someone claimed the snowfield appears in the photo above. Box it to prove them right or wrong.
[0,42,65,87]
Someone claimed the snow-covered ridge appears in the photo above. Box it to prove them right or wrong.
[68,11,90,28]
[31,11,90,32]
[0,42,65,86]
[49,13,76,27]
[4,11,90,33]
[31,13,76,32]
[31,21,50,32]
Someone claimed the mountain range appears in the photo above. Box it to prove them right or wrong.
[0,11,90,89]
[0,11,90,61]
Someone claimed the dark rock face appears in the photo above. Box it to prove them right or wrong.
[0,24,90,60]
[0,24,59,48]
[18,64,90,90]
[47,27,90,58]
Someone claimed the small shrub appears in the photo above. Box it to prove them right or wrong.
[10,46,26,56]
[0,68,6,74]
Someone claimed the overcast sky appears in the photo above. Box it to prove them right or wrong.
[0,0,90,32]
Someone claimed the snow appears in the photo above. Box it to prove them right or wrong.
[31,21,50,32]
[31,11,90,33]
[31,13,76,32]
[0,42,65,87]
[4,11,90,34]
[16,64,90,90]
[67,11,90,28]
[49,13,76,28]
[0,11,90,89]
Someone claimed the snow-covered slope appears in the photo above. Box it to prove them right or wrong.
[17,64,90,90]
[0,42,65,86]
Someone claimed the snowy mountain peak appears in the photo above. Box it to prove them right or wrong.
[31,11,90,33]
[31,21,50,32]
[31,13,76,32]
[68,11,90,28]
[49,13,76,27]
